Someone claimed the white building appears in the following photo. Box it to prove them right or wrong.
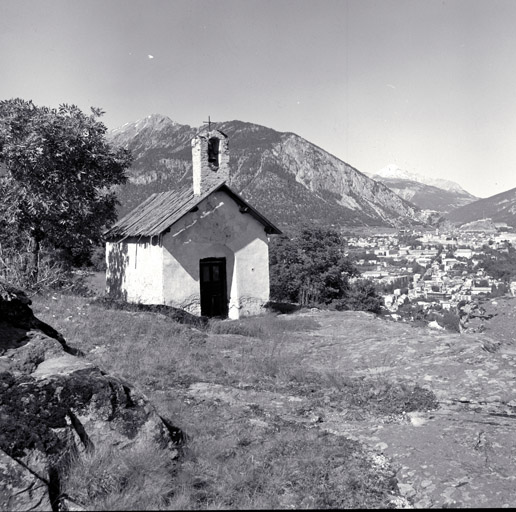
[104,129,281,319]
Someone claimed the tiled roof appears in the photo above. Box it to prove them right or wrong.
[104,181,281,240]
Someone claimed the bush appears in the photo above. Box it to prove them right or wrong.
[438,310,461,332]
[0,242,77,294]
[269,226,359,306]
[332,279,383,314]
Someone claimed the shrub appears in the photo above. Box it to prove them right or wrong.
[438,310,461,332]
[332,279,383,314]
[269,225,359,306]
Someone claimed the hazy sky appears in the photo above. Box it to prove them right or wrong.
[1,0,516,198]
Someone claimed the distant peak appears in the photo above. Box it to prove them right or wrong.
[136,113,178,127]
[145,113,176,123]
[376,164,472,195]
[110,113,182,136]
[376,165,414,180]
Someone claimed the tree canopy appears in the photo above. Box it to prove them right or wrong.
[0,99,132,282]
[268,225,380,310]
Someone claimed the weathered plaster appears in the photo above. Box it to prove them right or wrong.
[161,190,270,318]
[106,191,271,318]
[106,242,129,300]
[106,239,164,304]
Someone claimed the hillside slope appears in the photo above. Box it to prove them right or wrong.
[370,165,477,213]
[110,115,425,229]
[447,187,516,227]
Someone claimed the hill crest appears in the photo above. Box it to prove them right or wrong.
[109,117,427,230]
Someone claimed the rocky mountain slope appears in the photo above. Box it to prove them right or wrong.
[446,186,516,228]
[109,115,426,229]
[369,165,477,213]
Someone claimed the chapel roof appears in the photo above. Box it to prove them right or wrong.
[104,180,281,241]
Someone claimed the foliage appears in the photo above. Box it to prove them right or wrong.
[376,275,412,295]
[396,302,462,333]
[0,99,131,284]
[397,232,422,248]
[333,279,384,314]
[438,310,461,333]
[0,240,87,294]
[476,245,516,283]
[269,226,360,306]
[319,373,438,415]
[490,282,509,297]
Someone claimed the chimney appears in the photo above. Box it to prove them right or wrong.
[191,130,229,195]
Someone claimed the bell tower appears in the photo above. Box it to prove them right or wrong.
[191,129,229,196]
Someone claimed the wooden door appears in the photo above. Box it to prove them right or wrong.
[200,258,228,318]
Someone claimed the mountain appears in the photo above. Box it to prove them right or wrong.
[375,165,469,193]
[369,165,477,213]
[109,115,426,230]
[446,187,516,228]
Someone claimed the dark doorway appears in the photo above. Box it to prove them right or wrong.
[200,258,228,318]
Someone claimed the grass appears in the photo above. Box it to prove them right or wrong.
[31,292,438,509]
[61,443,177,511]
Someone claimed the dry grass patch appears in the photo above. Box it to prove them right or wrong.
[208,314,320,338]
[62,444,176,511]
[31,292,436,509]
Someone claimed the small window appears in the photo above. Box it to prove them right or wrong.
[208,137,220,168]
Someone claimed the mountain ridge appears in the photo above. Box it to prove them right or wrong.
[446,186,516,228]
[375,164,472,194]
[366,165,477,213]
[109,115,427,230]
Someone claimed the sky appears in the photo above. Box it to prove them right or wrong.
[1,0,516,198]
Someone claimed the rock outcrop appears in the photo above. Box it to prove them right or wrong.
[0,281,183,511]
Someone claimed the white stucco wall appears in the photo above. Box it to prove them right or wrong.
[106,240,164,304]
[161,190,270,318]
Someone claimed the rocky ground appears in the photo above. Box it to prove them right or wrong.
[160,298,516,508]
[0,281,183,511]
[6,277,516,509]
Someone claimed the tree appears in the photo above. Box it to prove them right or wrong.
[269,225,360,306]
[333,279,383,314]
[0,99,131,283]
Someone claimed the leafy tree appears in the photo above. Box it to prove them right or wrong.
[475,245,516,283]
[0,99,131,283]
[332,279,383,314]
[411,261,426,275]
[398,232,421,248]
[269,226,360,306]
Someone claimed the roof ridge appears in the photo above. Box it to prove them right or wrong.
[105,179,281,239]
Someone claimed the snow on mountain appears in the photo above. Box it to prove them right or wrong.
[376,165,469,194]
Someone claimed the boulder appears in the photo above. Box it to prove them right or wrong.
[0,281,183,511]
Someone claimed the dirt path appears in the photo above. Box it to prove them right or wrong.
[183,309,516,508]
